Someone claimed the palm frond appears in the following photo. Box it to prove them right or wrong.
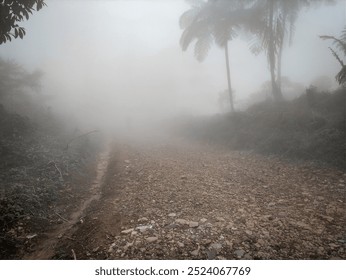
[320,29,346,57]
[329,47,344,67]
[213,20,237,47]
[340,26,346,42]
[194,32,213,62]
[335,65,346,86]
[180,18,210,51]
[179,8,200,29]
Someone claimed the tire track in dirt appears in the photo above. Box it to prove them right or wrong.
[24,145,111,260]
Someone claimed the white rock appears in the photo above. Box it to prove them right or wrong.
[168,213,177,217]
[136,225,152,233]
[121,228,134,234]
[146,236,158,243]
[108,242,116,253]
[175,219,188,225]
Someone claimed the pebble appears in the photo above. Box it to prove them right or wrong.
[175,218,188,225]
[168,213,177,217]
[234,249,245,258]
[146,236,158,243]
[209,243,222,252]
[189,221,199,228]
[121,228,134,234]
[136,225,151,233]
[190,249,199,256]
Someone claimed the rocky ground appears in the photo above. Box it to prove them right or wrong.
[44,136,345,260]
[0,106,101,259]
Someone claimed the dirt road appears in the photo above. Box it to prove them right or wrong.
[26,136,345,260]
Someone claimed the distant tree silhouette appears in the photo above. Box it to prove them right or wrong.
[0,0,46,44]
[320,26,346,87]
[180,0,259,112]
[248,0,309,101]
[0,58,42,99]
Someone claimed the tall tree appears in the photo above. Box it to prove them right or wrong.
[248,0,308,101]
[0,0,46,44]
[180,0,239,112]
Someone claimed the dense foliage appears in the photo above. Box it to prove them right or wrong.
[0,0,46,44]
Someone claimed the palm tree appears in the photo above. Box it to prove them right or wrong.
[320,26,346,87]
[248,0,306,101]
[180,0,238,112]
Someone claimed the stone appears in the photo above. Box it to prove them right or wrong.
[168,213,177,217]
[200,218,207,223]
[136,225,151,233]
[210,243,222,252]
[175,218,189,225]
[190,249,199,256]
[189,221,199,228]
[206,249,217,260]
[146,236,158,243]
[243,253,252,259]
[138,217,149,222]
[121,228,134,234]
[202,239,212,245]
[234,249,245,258]
[108,242,116,253]
[177,241,184,248]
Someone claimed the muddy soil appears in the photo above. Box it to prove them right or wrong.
[24,135,345,260]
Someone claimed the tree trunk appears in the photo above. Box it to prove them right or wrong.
[277,15,286,92]
[268,0,283,101]
[277,35,283,90]
[224,41,234,112]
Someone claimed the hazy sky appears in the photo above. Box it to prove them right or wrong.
[0,0,344,129]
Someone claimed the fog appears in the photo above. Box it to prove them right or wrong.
[0,0,344,136]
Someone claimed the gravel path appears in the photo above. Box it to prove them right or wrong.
[53,137,345,260]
